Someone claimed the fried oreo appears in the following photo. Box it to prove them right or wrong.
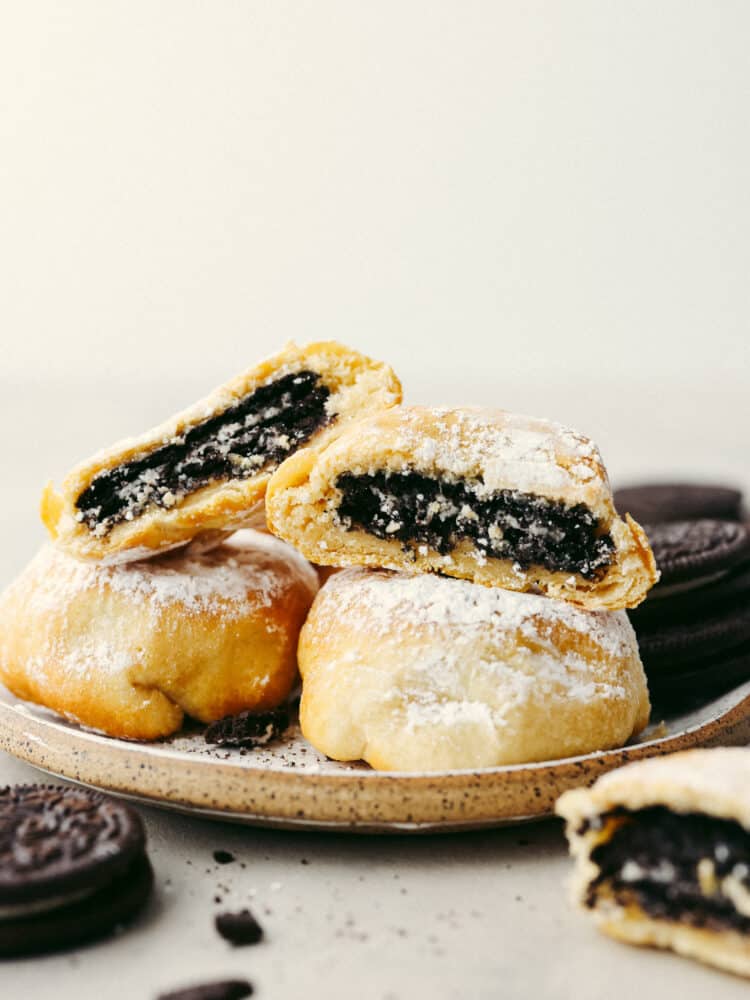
[0,785,153,957]
[557,749,750,978]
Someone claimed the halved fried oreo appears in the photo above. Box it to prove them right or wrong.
[41,341,401,564]
[266,406,658,610]
[557,749,750,979]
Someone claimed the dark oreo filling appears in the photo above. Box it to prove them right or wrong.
[76,370,331,535]
[334,471,614,579]
[588,806,750,933]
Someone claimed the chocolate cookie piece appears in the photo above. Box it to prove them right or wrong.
[643,520,750,590]
[614,483,743,525]
[215,908,264,946]
[157,981,253,1000]
[204,706,289,748]
[0,785,152,957]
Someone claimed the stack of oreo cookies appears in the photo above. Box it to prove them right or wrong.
[0,785,153,957]
[613,483,750,706]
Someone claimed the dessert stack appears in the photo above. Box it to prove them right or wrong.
[0,340,659,768]
[0,341,401,740]
[266,404,658,770]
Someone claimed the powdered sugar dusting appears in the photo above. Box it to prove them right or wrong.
[347,407,608,499]
[302,568,647,766]
[27,529,318,622]
[316,567,637,660]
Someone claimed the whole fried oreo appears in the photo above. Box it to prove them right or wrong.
[614,483,743,525]
[0,785,153,957]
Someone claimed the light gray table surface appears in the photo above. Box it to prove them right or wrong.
[1,378,749,1000]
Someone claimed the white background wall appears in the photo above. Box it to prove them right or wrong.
[1,2,748,543]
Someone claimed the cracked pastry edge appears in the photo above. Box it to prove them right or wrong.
[556,749,750,978]
[40,340,402,565]
[265,406,658,611]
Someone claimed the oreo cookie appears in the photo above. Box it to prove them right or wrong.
[643,519,750,592]
[647,643,750,700]
[0,785,153,957]
[614,482,743,524]
[635,561,750,623]
[627,514,750,704]
[636,600,750,666]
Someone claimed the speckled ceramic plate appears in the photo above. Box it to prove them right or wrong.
[1,682,749,832]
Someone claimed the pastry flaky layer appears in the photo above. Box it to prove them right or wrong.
[265,406,658,610]
[556,749,750,979]
[41,340,402,565]
[0,530,318,740]
[297,568,650,772]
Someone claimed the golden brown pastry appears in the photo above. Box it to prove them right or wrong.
[266,406,658,610]
[297,568,650,771]
[0,530,318,740]
[41,341,401,564]
[557,749,750,979]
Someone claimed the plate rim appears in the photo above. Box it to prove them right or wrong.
[2,683,750,831]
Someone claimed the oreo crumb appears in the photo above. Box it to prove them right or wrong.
[215,909,264,946]
[157,980,253,1000]
[213,850,235,865]
[204,707,290,749]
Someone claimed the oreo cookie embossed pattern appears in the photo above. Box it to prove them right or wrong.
[0,785,153,957]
